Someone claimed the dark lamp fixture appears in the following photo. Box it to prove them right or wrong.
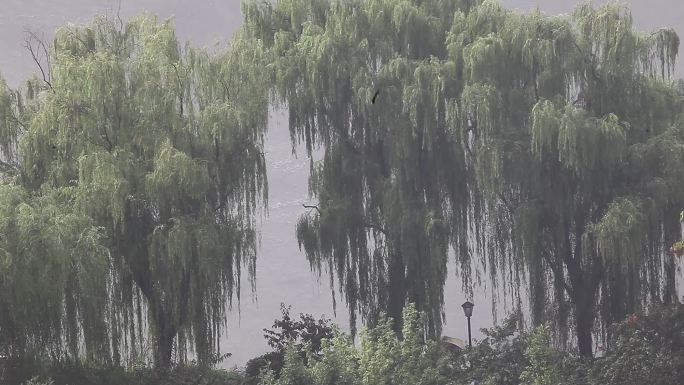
[461,301,474,348]
[462,301,474,318]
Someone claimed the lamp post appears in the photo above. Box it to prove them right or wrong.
[462,301,474,348]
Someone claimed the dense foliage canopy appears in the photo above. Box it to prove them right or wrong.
[242,0,684,355]
[2,1,684,380]
[0,15,269,369]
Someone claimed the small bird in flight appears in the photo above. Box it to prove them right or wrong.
[372,89,380,104]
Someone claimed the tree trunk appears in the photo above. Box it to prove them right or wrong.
[194,289,210,366]
[663,206,681,304]
[563,217,600,358]
[575,302,595,357]
[387,251,406,336]
[154,315,175,371]
[568,260,600,358]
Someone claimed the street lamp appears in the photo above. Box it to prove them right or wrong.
[462,301,474,348]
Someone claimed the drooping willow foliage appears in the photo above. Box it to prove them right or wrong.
[242,0,684,356]
[0,15,269,368]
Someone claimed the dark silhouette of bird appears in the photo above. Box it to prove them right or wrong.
[372,89,380,104]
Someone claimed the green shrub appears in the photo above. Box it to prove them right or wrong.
[592,303,684,385]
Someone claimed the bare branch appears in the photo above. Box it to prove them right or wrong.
[302,204,321,214]
[24,29,54,92]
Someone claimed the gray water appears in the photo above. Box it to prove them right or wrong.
[1,0,683,368]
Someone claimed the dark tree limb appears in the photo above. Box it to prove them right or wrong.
[542,247,574,298]
[171,63,185,116]
[24,29,54,92]
[98,101,115,152]
[572,41,601,82]
[302,204,321,214]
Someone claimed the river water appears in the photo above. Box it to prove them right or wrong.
[1,0,682,368]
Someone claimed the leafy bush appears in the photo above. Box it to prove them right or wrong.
[244,304,334,385]
[452,311,529,385]
[2,357,244,385]
[592,303,684,385]
[263,304,335,355]
[258,304,452,385]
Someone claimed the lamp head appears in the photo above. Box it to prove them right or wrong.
[462,301,474,318]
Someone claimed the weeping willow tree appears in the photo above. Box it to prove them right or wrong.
[463,2,684,357]
[243,0,476,337]
[242,0,684,356]
[0,15,269,369]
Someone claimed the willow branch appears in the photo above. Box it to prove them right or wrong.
[9,109,27,131]
[219,78,231,97]
[498,192,515,218]
[101,127,114,152]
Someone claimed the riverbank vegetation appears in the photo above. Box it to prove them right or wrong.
[4,303,684,385]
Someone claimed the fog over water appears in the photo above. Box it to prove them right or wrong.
[1,0,682,368]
